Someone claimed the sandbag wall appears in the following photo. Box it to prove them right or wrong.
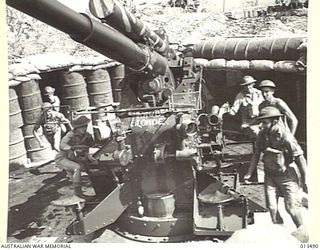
[193,37,305,62]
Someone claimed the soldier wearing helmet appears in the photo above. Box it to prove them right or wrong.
[54,116,96,204]
[227,75,264,138]
[244,106,308,241]
[258,80,298,135]
[33,102,72,152]
[43,86,60,111]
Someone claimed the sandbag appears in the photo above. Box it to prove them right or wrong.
[194,58,209,67]
[93,64,110,70]
[9,62,40,76]
[274,61,299,72]
[250,60,274,71]
[9,79,21,87]
[21,53,75,71]
[207,59,226,69]
[15,76,31,82]
[226,60,250,70]
[26,74,42,80]
[79,55,111,66]
[69,65,94,72]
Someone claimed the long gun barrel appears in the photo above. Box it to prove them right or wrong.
[89,0,168,54]
[6,0,168,77]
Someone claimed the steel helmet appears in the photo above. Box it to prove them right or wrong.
[41,102,53,111]
[259,80,276,89]
[240,75,256,86]
[72,116,91,128]
[257,106,283,120]
[44,86,55,95]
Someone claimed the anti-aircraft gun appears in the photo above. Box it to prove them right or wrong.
[7,0,265,242]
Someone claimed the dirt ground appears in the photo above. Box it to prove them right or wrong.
[7,163,85,243]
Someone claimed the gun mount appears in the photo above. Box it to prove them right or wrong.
[7,0,266,242]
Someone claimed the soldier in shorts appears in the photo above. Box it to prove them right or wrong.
[258,80,298,135]
[244,106,308,242]
[55,116,97,201]
[33,102,71,152]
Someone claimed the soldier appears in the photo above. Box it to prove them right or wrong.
[55,116,96,201]
[33,102,72,152]
[258,80,298,135]
[244,107,308,242]
[43,86,60,111]
[226,75,264,139]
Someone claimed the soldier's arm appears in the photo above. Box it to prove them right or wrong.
[229,93,243,116]
[54,96,61,111]
[33,116,45,147]
[244,135,263,181]
[245,148,261,181]
[57,113,73,130]
[277,99,298,135]
[284,134,307,190]
[60,132,73,151]
[295,154,307,185]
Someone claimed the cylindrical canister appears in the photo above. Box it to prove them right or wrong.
[59,70,89,111]
[109,64,125,103]
[85,68,114,107]
[9,127,28,170]
[144,193,175,218]
[16,80,42,125]
[22,124,54,163]
[9,87,23,129]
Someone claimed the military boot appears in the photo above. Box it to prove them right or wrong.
[292,225,309,243]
